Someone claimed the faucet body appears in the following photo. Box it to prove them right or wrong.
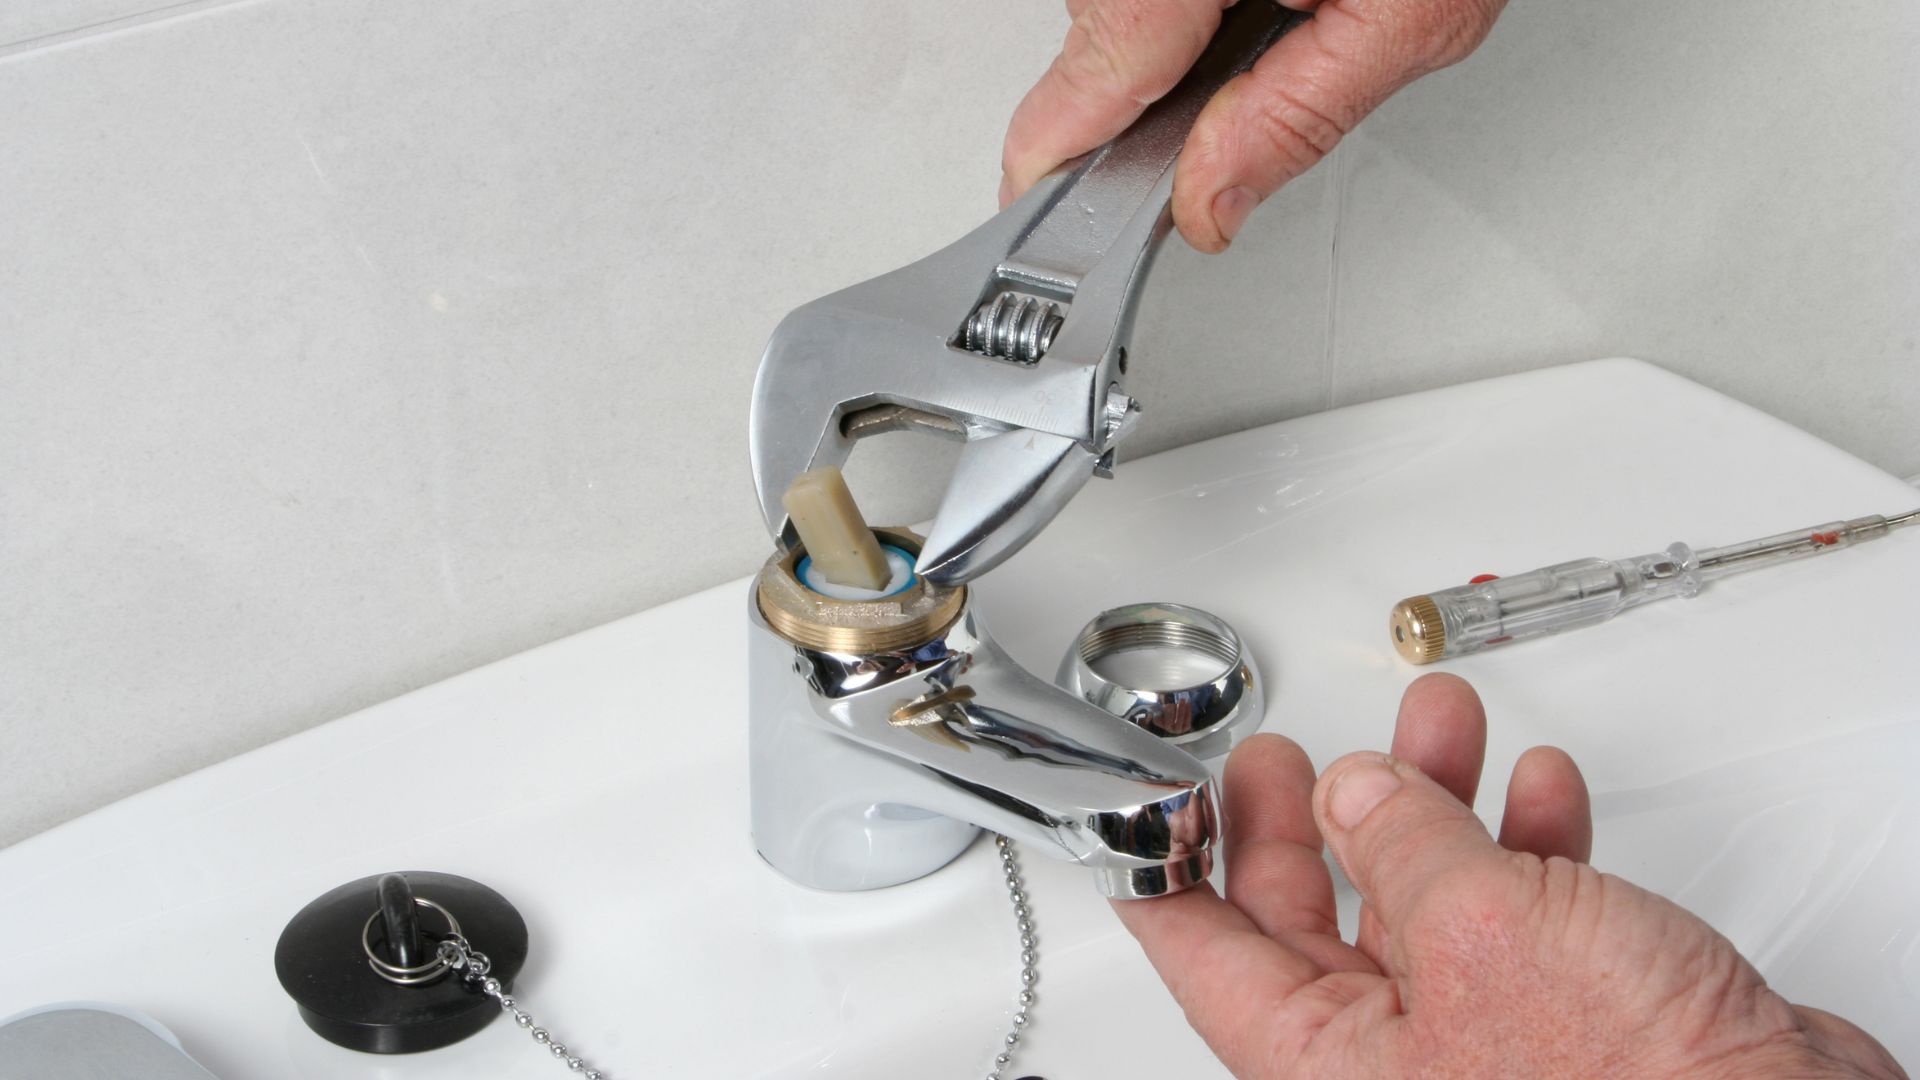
[747,547,1218,899]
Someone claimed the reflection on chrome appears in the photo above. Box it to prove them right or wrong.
[748,591,1218,899]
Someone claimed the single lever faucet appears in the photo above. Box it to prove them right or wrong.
[747,529,1217,899]
[744,3,1314,897]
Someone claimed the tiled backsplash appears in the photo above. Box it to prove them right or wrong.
[3,0,1915,845]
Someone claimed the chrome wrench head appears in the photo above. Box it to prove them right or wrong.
[747,1,1310,585]
[748,172,1147,586]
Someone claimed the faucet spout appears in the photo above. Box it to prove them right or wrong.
[748,581,1218,898]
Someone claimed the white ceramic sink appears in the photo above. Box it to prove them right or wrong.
[2,358,1914,1077]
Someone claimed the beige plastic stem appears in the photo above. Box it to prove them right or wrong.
[781,466,891,591]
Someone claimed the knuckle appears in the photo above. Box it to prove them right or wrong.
[1230,844,1341,936]
[1062,0,1210,106]
[1243,82,1348,175]
[1518,856,1684,981]
[1355,805,1461,882]
[1065,2,1149,102]
[1520,854,1597,935]
[1000,130,1033,179]
[1397,0,1502,71]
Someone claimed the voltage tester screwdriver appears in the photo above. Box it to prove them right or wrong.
[1390,508,1920,664]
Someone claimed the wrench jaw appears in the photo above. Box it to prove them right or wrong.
[749,331,1108,583]
[749,321,1119,584]
[747,152,1173,582]
[748,174,1127,575]
[912,428,1098,586]
[746,305,863,552]
[749,175,1058,544]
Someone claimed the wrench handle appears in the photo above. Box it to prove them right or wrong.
[1004,1,1312,288]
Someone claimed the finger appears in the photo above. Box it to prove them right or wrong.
[1792,1005,1910,1080]
[1358,672,1487,962]
[1497,746,1593,863]
[1389,672,1487,809]
[1112,886,1385,1076]
[1222,734,1340,940]
[1173,0,1506,250]
[1313,751,1505,931]
[1110,885,1330,1070]
[1000,0,1228,206]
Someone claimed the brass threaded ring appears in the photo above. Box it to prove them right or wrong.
[756,527,965,654]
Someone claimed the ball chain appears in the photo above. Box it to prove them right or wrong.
[421,837,1044,1080]
[441,938,609,1079]
[986,834,1041,1080]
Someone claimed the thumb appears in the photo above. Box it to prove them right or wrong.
[1172,0,1506,250]
[1313,752,1506,931]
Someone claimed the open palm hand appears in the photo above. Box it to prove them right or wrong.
[1114,674,1907,1079]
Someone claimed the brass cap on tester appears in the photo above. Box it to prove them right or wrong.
[1389,595,1445,665]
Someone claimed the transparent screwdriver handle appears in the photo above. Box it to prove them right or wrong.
[1397,543,1701,661]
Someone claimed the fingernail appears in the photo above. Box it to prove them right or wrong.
[1210,185,1261,244]
[1329,759,1401,830]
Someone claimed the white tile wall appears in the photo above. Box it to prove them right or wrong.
[3,0,1915,845]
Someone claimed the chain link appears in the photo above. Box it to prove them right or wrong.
[986,835,1039,1080]
[438,937,610,1079]
[410,842,1042,1080]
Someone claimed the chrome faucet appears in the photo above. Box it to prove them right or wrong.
[746,531,1216,899]
[744,3,1311,898]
